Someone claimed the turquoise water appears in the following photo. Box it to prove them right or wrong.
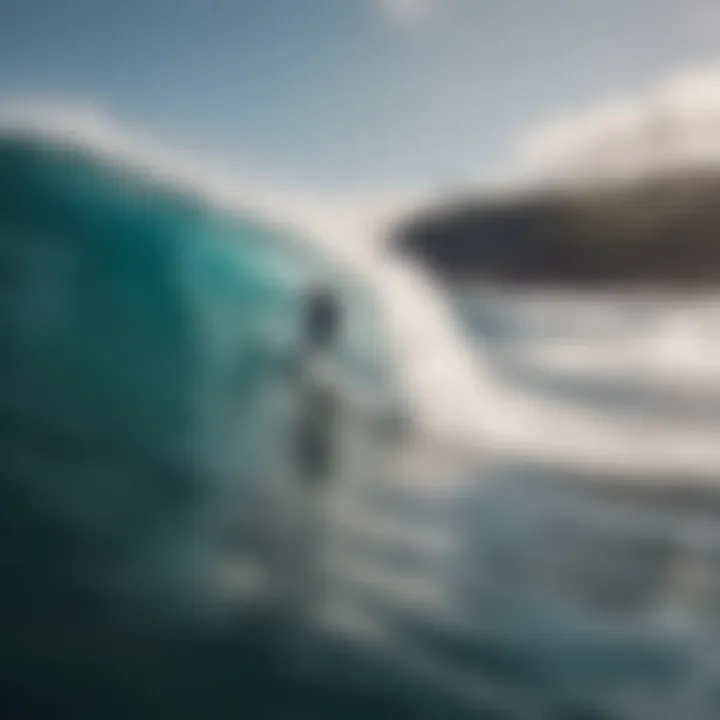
[0,133,421,718]
[2,130,720,718]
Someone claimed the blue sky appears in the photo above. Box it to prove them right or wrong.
[1,0,718,194]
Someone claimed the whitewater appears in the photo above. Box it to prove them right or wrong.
[5,105,720,484]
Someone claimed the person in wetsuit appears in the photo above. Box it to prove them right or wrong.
[293,287,341,486]
[270,286,342,677]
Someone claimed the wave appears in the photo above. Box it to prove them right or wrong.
[4,105,720,482]
[0,104,493,453]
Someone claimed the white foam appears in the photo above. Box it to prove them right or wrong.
[463,290,720,479]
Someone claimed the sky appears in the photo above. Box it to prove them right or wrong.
[2,0,720,197]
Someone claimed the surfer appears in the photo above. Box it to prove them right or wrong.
[269,286,342,680]
[294,286,341,485]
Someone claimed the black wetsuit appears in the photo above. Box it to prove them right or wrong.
[293,288,340,485]
[295,377,336,485]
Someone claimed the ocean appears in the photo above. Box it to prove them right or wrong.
[2,122,720,719]
[298,287,720,720]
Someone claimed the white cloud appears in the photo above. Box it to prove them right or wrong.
[516,66,720,184]
[375,0,447,26]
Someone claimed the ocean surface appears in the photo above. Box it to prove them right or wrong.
[3,125,720,719]
[295,288,720,720]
